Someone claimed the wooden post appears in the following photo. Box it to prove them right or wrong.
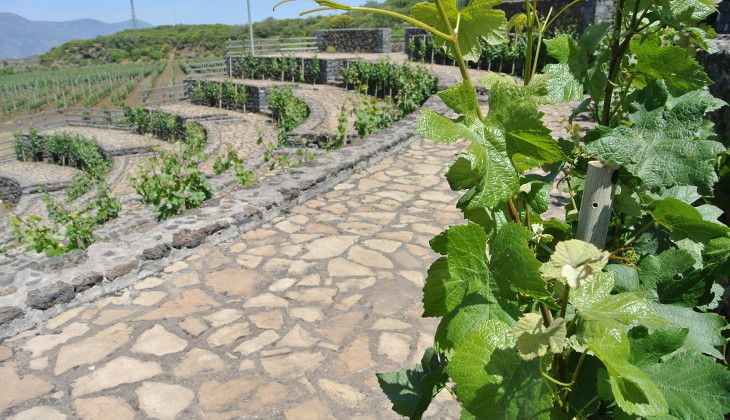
[575,161,617,248]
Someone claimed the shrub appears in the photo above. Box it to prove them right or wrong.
[130,122,212,220]
[10,186,121,256]
[123,105,186,142]
[341,59,436,115]
[191,80,248,110]
[267,86,309,144]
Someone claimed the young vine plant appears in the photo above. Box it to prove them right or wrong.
[278,0,730,419]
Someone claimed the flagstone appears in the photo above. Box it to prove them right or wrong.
[132,325,187,356]
[71,357,161,397]
[74,396,136,420]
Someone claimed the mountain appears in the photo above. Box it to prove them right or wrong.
[0,13,152,59]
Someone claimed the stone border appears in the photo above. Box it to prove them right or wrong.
[0,95,450,338]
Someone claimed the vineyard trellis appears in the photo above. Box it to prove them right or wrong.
[0,62,164,117]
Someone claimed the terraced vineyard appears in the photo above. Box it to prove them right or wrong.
[0,62,166,118]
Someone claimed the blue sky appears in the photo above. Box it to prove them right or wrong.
[1,0,371,25]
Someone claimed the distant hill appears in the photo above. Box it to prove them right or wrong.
[0,12,152,59]
[39,0,422,66]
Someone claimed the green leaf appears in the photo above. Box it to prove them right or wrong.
[650,197,730,243]
[435,293,519,353]
[456,138,520,210]
[643,352,730,419]
[652,302,727,359]
[490,223,551,301]
[572,272,665,327]
[438,81,479,117]
[487,82,564,171]
[448,320,552,419]
[416,110,481,144]
[422,223,492,317]
[658,0,720,22]
[545,239,609,289]
[587,89,725,193]
[446,155,482,191]
[544,63,584,102]
[512,313,566,360]
[704,236,730,276]
[543,34,587,102]
[582,319,669,417]
[631,36,712,95]
[377,347,449,419]
[627,326,689,367]
[411,0,507,62]
[523,180,551,214]
[637,248,695,290]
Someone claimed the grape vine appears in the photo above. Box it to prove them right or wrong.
[279,0,730,418]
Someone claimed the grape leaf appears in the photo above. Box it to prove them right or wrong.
[643,352,730,419]
[487,82,564,171]
[448,320,552,419]
[582,318,669,417]
[627,326,689,367]
[586,89,725,193]
[438,81,480,117]
[631,36,712,95]
[703,236,730,276]
[657,0,720,22]
[456,138,520,210]
[572,272,665,327]
[650,197,730,243]
[512,313,566,360]
[422,223,493,317]
[377,347,449,419]
[652,302,727,359]
[543,34,587,102]
[490,223,551,301]
[544,240,609,289]
[411,0,507,62]
[637,248,695,290]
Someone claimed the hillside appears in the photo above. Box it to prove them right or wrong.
[0,13,151,59]
[39,0,422,66]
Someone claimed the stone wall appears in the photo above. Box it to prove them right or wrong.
[0,176,21,206]
[314,28,392,53]
[184,77,270,112]
[224,56,346,86]
[717,0,730,33]
[700,38,730,134]
[497,0,614,28]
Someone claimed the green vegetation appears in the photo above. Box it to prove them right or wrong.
[191,80,248,110]
[10,187,121,257]
[293,1,730,419]
[122,105,187,142]
[267,86,310,144]
[239,55,321,84]
[130,122,212,221]
[14,130,112,200]
[341,59,437,114]
[39,0,423,66]
[213,146,256,187]
[0,62,162,116]
[352,95,400,137]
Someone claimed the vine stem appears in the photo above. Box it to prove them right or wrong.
[559,284,570,318]
[433,0,485,122]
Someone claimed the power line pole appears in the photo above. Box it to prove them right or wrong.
[130,0,138,29]
[246,0,255,56]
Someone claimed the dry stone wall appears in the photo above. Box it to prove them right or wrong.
[314,28,392,53]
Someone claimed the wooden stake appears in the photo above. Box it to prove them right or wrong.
[576,161,618,248]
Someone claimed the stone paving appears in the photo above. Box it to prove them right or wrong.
[0,138,464,419]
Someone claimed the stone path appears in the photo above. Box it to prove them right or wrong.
[0,137,464,419]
